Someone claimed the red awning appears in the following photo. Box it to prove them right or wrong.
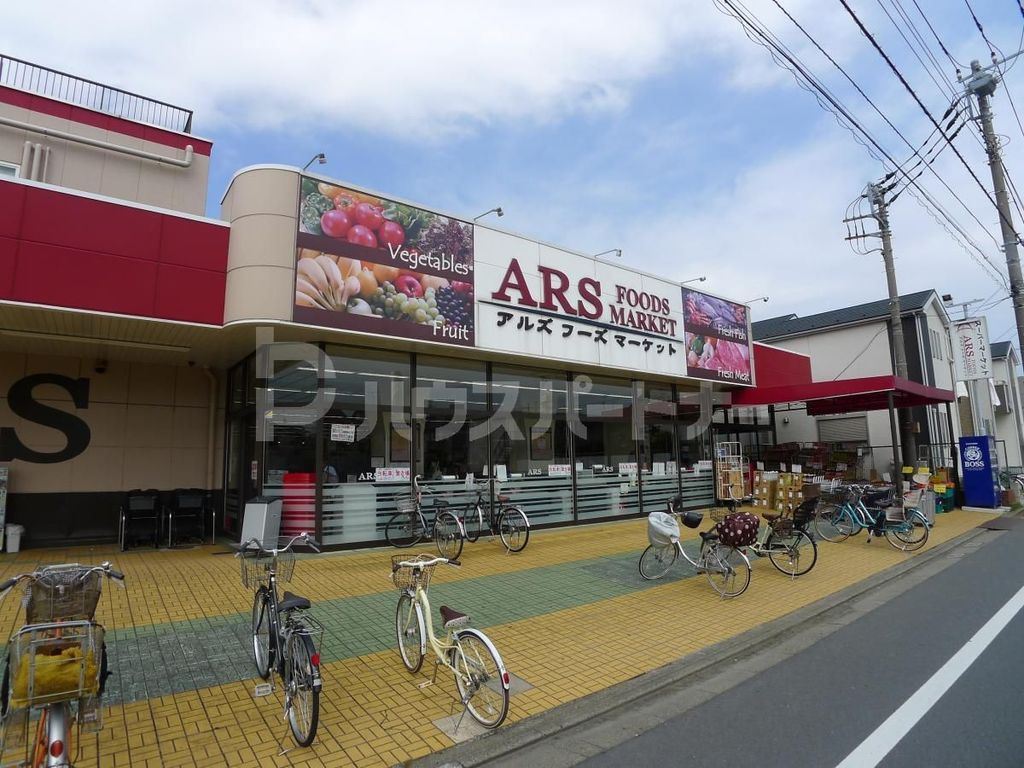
[729,375,954,415]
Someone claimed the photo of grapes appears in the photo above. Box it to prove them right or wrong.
[293,176,475,346]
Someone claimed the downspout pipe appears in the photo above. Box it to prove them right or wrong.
[0,115,194,167]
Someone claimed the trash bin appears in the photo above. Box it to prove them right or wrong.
[5,524,24,553]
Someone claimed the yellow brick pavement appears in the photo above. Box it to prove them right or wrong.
[0,509,994,767]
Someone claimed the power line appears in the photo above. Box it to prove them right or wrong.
[756,0,1008,281]
[910,0,965,70]
[715,0,1009,289]
[964,0,1000,57]
[839,0,1024,254]
[877,0,959,103]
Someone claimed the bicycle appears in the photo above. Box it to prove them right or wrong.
[813,485,929,551]
[385,476,464,560]
[638,495,753,598]
[742,496,819,577]
[392,554,510,728]
[239,532,324,747]
[0,562,124,768]
[458,483,530,553]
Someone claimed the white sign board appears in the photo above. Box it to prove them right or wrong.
[474,230,687,376]
[375,467,411,482]
[951,317,992,381]
[330,423,356,442]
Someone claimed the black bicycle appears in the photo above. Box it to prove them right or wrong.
[459,483,530,553]
[239,533,323,747]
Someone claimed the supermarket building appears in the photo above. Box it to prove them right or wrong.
[0,56,842,548]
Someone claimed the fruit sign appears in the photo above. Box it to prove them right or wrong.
[681,288,753,384]
[293,176,475,346]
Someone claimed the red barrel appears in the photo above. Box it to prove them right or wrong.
[281,472,316,540]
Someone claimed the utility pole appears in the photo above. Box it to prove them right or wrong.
[963,57,1024,374]
[844,183,917,468]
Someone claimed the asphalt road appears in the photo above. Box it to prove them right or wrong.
[578,521,1024,768]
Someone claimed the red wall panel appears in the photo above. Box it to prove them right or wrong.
[14,241,159,316]
[752,342,813,388]
[0,179,227,325]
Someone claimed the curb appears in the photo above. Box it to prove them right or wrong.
[411,518,1004,768]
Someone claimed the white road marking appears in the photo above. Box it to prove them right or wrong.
[836,582,1024,768]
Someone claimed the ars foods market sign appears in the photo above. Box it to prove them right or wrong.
[475,239,685,375]
[951,317,992,382]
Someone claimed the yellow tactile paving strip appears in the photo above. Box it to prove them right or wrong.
[0,509,993,767]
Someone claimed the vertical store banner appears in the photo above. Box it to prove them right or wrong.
[680,288,754,384]
[293,176,475,346]
[951,317,992,381]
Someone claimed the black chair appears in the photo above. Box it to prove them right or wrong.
[119,489,161,551]
[166,488,207,547]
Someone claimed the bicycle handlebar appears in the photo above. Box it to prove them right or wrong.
[237,532,321,557]
[393,556,460,570]
[0,561,125,601]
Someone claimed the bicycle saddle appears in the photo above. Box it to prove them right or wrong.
[761,511,782,521]
[699,530,719,541]
[439,605,470,629]
[279,591,311,612]
[497,494,511,503]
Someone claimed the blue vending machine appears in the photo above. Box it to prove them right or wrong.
[959,435,1001,508]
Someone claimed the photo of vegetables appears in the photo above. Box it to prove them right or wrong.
[298,176,473,268]
[682,288,748,342]
[293,177,475,346]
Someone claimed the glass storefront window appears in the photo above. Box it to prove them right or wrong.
[321,345,412,545]
[490,366,572,525]
[260,355,318,538]
[573,375,639,520]
[639,383,679,513]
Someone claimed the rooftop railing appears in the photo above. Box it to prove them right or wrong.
[0,54,194,134]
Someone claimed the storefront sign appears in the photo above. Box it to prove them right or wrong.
[330,423,356,443]
[681,288,753,384]
[293,176,475,346]
[375,467,411,482]
[951,317,992,381]
[476,237,685,375]
[548,464,572,477]
[618,462,638,475]
[0,374,91,464]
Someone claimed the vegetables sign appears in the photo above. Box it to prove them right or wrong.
[681,288,753,384]
[293,176,475,346]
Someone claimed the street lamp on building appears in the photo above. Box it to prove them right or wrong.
[681,276,707,284]
[302,153,327,171]
[474,207,504,221]
[593,249,622,258]
[744,296,770,304]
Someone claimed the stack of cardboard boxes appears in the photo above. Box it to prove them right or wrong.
[752,471,821,515]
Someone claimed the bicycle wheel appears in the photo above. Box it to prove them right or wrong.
[638,544,678,580]
[767,529,817,576]
[395,593,424,673]
[434,511,464,560]
[251,587,272,679]
[285,632,320,747]
[386,511,425,548]
[453,629,509,728]
[704,544,751,598]
[498,507,530,553]
[464,505,485,543]
[814,503,849,542]
[884,513,929,552]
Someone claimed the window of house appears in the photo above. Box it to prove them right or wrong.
[0,162,19,179]
[929,328,944,361]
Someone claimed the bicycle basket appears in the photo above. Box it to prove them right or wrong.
[647,511,680,547]
[240,550,296,589]
[395,495,418,516]
[884,505,906,522]
[24,568,104,624]
[8,621,104,709]
[391,554,436,590]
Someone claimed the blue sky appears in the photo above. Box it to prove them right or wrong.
[6,0,1024,348]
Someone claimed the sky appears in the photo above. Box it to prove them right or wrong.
[4,0,1024,354]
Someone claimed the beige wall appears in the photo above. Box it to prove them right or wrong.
[0,101,209,215]
[221,167,300,323]
[0,351,223,495]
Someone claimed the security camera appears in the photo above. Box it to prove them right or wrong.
[94,359,108,374]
